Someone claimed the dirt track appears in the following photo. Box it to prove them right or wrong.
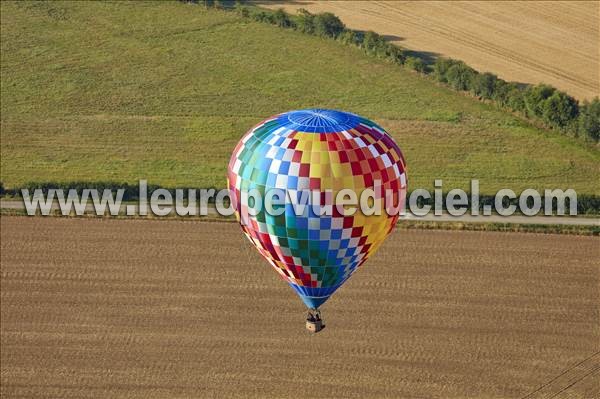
[1,217,599,398]
[260,1,599,100]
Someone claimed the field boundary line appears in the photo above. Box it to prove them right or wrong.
[520,351,600,399]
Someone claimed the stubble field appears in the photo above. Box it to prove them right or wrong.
[261,1,599,100]
[1,216,598,398]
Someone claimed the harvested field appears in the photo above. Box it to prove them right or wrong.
[1,216,599,398]
[261,1,600,100]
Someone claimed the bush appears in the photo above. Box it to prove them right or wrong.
[490,80,527,113]
[578,194,600,214]
[491,79,509,105]
[360,31,404,63]
[386,45,405,64]
[445,62,476,91]
[541,91,578,128]
[338,30,359,46]
[362,31,385,52]
[524,84,556,117]
[272,8,292,28]
[433,58,460,83]
[236,5,249,18]
[523,84,581,129]
[295,8,315,34]
[405,56,427,73]
[313,12,345,38]
[249,9,274,24]
[471,72,497,99]
[506,87,526,112]
[578,98,600,141]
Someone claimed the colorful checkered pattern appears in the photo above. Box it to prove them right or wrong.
[228,109,407,309]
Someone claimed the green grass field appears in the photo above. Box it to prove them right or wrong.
[1,1,598,195]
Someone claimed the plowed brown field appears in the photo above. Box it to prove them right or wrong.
[1,217,599,398]
[260,1,599,100]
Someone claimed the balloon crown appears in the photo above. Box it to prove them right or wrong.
[276,108,361,133]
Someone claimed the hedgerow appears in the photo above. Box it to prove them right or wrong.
[217,1,599,143]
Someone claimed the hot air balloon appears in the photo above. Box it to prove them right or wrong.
[228,109,407,332]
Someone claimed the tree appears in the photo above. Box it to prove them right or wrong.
[445,62,475,91]
[386,45,405,64]
[250,9,275,24]
[541,91,578,128]
[492,79,509,106]
[406,56,427,73]
[313,12,345,38]
[338,30,358,46]
[471,72,497,99]
[524,84,555,117]
[506,87,526,112]
[272,8,291,28]
[362,31,383,52]
[433,58,459,83]
[234,0,249,17]
[578,98,600,141]
[296,8,315,34]
[360,31,403,62]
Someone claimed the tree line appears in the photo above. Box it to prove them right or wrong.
[220,2,599,142]
[433,59,598,139]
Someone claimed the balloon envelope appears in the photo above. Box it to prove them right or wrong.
[228,109,407,309]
